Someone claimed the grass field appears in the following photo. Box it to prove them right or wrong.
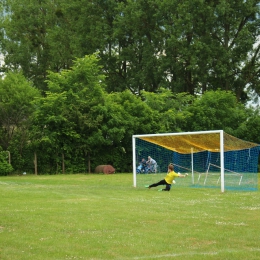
[0,173,260,260]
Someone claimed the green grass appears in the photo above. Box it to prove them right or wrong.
[136,171,258,191]
[0,173,260,260]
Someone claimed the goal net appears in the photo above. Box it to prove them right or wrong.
[132,130,259,192]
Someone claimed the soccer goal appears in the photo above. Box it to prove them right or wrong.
[132,130,259,192]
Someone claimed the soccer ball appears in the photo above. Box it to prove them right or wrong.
[172,180,176,184]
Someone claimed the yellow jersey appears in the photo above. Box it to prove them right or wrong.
[164,170,179,184]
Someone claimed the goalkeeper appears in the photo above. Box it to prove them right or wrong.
[145,163,188,191]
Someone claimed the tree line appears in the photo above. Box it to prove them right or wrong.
[0,54,259,174]
[0,1,260,174]
[1,0,260,97]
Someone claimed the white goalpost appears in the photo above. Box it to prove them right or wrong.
[132,130,225,192]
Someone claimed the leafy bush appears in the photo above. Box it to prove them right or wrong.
[0,151,13,176]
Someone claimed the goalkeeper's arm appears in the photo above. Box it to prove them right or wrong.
[178,173,189,178]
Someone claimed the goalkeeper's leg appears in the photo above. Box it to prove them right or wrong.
[162,183,171,191]
[146,179,167,188]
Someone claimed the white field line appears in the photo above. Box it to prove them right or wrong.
[0,181,13,185]
[124,248,260,260]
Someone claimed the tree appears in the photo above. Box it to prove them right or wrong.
[0,71,40,149]
[159,0,260,98]
[30,54,158,173]
[31,54,109,173]
[185,89,248,134]
[99,90,157,171]
[106,0,165,93]
[140,88,194,132]
[235,107,260,144]
[0,147,13,176]
[1,0,260,100]
[0,0,74,92]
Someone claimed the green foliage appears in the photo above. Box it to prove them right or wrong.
[141,89,194,132]
[0,147,13,176]
[0,58,259,174]
[2,0,260,99]
[29,54,157,173]
[30,54,107,173]
[99,90,157,172]
[236,108,260,144]
[0,71,40,150]
[0,0,68,91]
[0,71,40,172]
[186,89,248,134]
[1,0,260,175]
